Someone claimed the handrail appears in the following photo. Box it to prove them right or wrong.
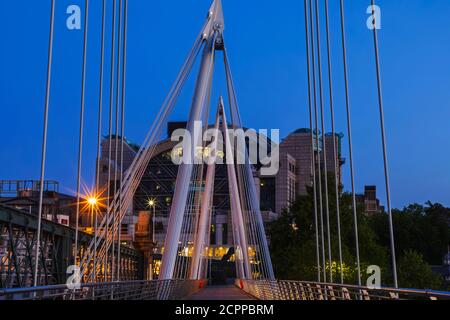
[279,279,450,298]
[4,279,449,301]
[237,279,450,301]
[0,279,206,301]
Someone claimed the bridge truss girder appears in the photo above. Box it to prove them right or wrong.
[0,204,142,288]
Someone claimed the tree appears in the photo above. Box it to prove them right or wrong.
[369,202,450,265]
[397,250,443,290]
[269,176,449,290]
[269,177,389,285]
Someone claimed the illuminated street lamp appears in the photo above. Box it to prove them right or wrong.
[85,194,99,282]
[147,198,157,280]
[87,196,98,229]
[88,197,98,206]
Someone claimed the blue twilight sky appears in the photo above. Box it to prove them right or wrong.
[1,0,450,209]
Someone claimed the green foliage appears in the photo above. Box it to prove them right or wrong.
[269,181,389,285]
[269,178,449,290]
[369,202,450,265]
[397,250,443,290]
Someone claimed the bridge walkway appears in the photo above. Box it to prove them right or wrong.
[187,285,256,300]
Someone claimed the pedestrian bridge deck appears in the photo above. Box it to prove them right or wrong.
[188,285,256,300]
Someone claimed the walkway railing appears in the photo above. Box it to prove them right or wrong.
[0,279,206,300]
[237,280,450,301]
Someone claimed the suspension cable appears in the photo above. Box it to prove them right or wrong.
[185,60,214,280]
[82,7,212,280]
[223,64,255,280]
[74,0,90,265]
[370,0,398,288]
[111,0,124,283]
[237,158,263,278]
[223,48,274,279]
[106,0,117,282]
[33,0,55,288]
[313,0,333,283]
[303,0,321,283]
[308,0,326,283]
[229,112,264,278]
[339,0,361,286]
[190,107,219,280]
[117,0,128,282]
[324,0,344,284]
[93,0,107,284]
[236,129,270,279]
[82,27,205,280]
[113,0,123,282]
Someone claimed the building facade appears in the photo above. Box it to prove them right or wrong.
[356,185,385,216]
[96,125,346,265]
[0,180,76,227]
[262,129,344,214]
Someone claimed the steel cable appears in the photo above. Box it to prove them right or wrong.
[303,0,321,283]
[370,0,398,288]
[33,0,56,288]
[308,0,327,283]
[324,0,344,284]
[313,0,333,283]
[75,0,90,265]
[339,0,361,286]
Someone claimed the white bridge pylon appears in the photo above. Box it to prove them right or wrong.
[185,98,253,281]
[80,0,274,282]
[160,0,274,280]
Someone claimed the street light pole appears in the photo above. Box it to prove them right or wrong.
[87,197,98,283]
[91,205,94,229]
[152,204,156,244]
[148,199,156,280]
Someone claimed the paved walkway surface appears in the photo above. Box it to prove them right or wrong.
[188,285,256,300]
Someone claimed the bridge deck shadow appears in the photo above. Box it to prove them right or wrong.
[187,285,257,300]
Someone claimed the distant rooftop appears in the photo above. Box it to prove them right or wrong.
[103,135,140,152]
[290,128,344,139]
